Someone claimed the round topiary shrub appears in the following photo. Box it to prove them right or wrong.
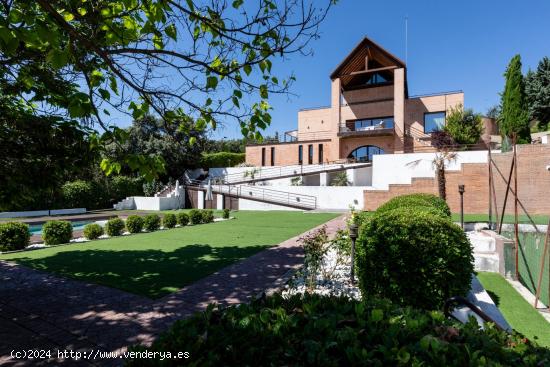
[376,193,451,217]
[61,180,96,209]
[163,213,177,229]
[126,215,144,234]
[0,222,30,251]
[201,209,214,223]
[125,293,550,367]
[177,212,189,226]
[188,209,202,225]
[143,214,161,231]
[42,220,73,246]
[222,208,230,219]
[105,217,125,237]
[356,207,473,310]
[83,223,103,240]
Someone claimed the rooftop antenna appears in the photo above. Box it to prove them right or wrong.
[405,15,409,65]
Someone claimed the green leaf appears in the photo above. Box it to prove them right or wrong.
[206,76,218,90]
[233,90,242,98]
[232,97,240,108]
[259,84,268,99]
[63,12,75,22]
[243,64,252,76]
[165,24,177,41]
[371,309,383,322]
[189,136,196,145]
[153,33,163,50]
[232,0,244,9]
[98,88,111,100]
[46,49,68,69]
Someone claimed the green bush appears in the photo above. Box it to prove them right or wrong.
[189,209,202,225]
[105,217,125,237]
[376,193,451,217]
[126,293,550,367]
[109,176,144,202]
[356,207,473,310]
[222,208,230,219]
[125,215,144,234]
[201,209,214,223]
[200,152,245,168]
[143,214,161,231]
[176,212,189,226]
[61,180,95,209]
[42,220,73,245]
[0,222,30,251]
[163,213,177,229]
[83,223,103,240]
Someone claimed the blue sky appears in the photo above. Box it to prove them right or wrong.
[210,0,550,140]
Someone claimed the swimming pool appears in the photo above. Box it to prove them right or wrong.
[29,221,94,235]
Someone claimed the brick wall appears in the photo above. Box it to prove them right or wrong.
[245,140,332,166]
[363,145,550,216]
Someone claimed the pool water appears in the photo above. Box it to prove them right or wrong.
[29,221,94,235]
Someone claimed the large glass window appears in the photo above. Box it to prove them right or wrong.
[365,72,389,86]
[347,145,384,162]
[270,147,275,166]
[261,148,266,166]
[424,112,446,133]
[352,116,394,131]
[298,145,303,165]
[318,144,323,163]
[308,144,313,164]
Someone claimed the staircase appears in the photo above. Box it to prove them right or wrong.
[468,232,500,273]
[184,179,317,210]
[215,160,372,184]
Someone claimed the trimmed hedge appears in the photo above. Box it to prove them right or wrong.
[177,212,189,226]
[163,213,177,229]
[125,215,144,234]
[356,207,473,310]
[222,208,230,219]
[200,152,245,168]
[61,180,95,209]
[0,222,30,251]
[201,209,214,223]
[189,209,202,225]
[42,220,73,246]
[83,223,103,240]
[126,293,550,366]
[105,217,125,237]
[144,214,161,232]
[376,193,451,217]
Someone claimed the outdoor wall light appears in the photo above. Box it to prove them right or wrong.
[348,222,358,285]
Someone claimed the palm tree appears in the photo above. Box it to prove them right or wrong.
[331,172,350,186]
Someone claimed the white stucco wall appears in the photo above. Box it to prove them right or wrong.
[238,186,366,210]
[369,150,491,190]
[114,191,185,211]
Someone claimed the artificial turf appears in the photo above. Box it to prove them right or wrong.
[0,211,338,299]
[477,272,550,347]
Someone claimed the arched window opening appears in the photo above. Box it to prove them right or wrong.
[347,145,384,162]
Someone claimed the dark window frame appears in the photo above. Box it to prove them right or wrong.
[318,144,324,163]
[308,144,313,165]
[298,145,303,165]
[347,145,385,163]
[261,147,266,166]
[270,147,275,166]
[423,111,446,133]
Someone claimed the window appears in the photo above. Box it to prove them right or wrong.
[308,145,313,164]
[270,147,275,166]
[261,147,266,166]
[365,72,389,86]
[351,116,394,131]
[424,112,446,133]
[347,145,384,162]
[318,144,324,163]
[298,145,303,165]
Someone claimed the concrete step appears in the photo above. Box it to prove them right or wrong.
[474,253,499,273]
[468,233,496,253]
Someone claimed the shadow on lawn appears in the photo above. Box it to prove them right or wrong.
[13,244,269,299]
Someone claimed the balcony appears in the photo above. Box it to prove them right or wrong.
[337,120,395,138]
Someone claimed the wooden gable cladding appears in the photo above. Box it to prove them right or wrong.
[330,37,406,90]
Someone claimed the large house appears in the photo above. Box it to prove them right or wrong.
[245,36,465,166]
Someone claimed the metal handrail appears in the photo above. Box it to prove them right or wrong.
[184,178,317,209]
[443,296,505,332]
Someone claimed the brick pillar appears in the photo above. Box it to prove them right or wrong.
[393,68,405,153]
[330,78,342,161]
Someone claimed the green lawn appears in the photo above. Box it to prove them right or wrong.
[477,272,550,347]
[452,213,549,225]
[0,211,338,299]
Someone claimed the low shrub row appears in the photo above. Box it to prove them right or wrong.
[126,293,550,366]
[356,193,473,310]
[188,209,215,225]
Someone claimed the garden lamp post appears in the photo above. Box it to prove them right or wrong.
[349,222,358,285]
[458,184,465,229]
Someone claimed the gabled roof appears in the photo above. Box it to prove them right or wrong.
[330,36,406,80]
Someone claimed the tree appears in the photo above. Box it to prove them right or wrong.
[499,55,531,143]
[0,0,335,177]
[430,131,457,200]
[443,104,483,146]
[525,57,550,131]
[331,172,350,186]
